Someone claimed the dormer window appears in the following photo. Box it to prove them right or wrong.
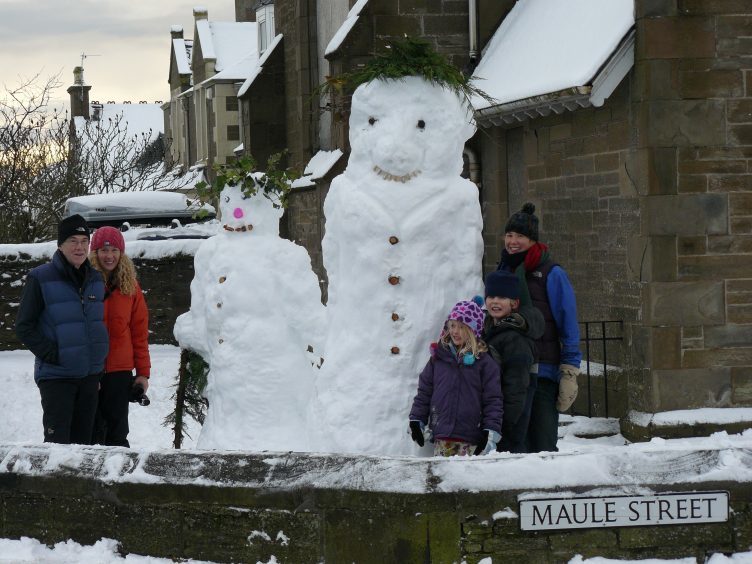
[255,1,275,53]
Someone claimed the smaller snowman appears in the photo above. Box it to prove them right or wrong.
[174,176,325,452]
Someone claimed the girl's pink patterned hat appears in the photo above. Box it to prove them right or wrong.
[444,296,485,340]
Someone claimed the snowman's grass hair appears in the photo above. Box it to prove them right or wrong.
[195,152,298,210]
[319,36,495,107]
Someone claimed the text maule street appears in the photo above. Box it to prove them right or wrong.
[519,491,729,531]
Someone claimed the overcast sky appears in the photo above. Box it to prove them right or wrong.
[0,0,236,105]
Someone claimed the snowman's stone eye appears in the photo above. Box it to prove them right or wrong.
[224,196,230,203]
[368,117,376,126]
[417,120,425,130]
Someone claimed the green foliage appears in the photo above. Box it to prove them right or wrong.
[194,151,298,212]
[163,348,210,449]
[319,36,494,107]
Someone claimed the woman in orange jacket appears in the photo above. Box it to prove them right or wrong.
[89,226,150,447]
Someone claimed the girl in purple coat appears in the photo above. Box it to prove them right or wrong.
[409,298,503,456]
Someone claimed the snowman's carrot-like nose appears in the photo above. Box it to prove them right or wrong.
[233,208,244,219]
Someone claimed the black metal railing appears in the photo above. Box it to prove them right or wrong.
[577,320,624,418]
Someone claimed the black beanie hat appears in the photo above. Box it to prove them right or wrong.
[504,202,539,241]
[57,214,89,246]
[485,270,520,299]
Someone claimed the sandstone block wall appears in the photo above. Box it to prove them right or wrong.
[627,0,752,416]
[0,446,750,563]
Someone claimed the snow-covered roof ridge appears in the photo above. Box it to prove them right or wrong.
[237,34,283,97]
[325,0,369,57]
[173,37,193,76]
[81,103,164,142]
[471,0,635,125]
[194,18,258,74]
[291,149,344,189]
[1,431,751,492]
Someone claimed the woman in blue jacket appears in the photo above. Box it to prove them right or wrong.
[409,298,503,457]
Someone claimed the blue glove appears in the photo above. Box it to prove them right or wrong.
[474,430,501,455]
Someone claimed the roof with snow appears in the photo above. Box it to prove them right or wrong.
[291,149,344,189]
[237,34,283,97]
[325,0,369,57]
[471,0,635,126]
[172,37,194,76]
[194,19,258,74]
[75,103,163,142]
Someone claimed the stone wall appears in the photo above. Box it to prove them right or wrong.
[0,254,194,351]
[285,185,329,299]
[626,0,752,419]
[479,80,641,327]
[1,445,750,563]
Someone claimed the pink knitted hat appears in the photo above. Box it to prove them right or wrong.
[90,226,125,253]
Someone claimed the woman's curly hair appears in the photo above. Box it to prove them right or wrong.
[89,251,138,295]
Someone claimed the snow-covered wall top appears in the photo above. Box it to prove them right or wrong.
[1,433,751,494]
[471,0,634,110]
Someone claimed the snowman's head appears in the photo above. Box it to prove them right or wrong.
[348,76,476,182]
[219,180,283,236]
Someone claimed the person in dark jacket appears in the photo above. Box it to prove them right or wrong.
[15,214,109,444]
[483,270,544,454]
[497,203,581,452]
[409,298,503,457]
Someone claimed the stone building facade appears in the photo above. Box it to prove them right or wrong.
[156,1,752,438]
[274,0,752,437]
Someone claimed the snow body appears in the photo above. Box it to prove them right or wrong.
[174,183,324,451]
[314,76,484,455]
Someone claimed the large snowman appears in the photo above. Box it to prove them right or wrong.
[174,180,325,451]
[313,76,484,455]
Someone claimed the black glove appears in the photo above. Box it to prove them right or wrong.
[409,421,425,447]
[473,430,489,456]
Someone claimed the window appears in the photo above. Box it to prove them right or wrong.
[256,4,275,52]
[226,96,238,112]
[227,125,240,141]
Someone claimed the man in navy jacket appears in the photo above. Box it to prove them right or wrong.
[15,214,109,444]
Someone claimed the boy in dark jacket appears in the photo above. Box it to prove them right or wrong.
[483,270,544,453]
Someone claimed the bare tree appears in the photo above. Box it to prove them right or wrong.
[0,74,182,243]
[0,73,72,243]
[72,113,176,194]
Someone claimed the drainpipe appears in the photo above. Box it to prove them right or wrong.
[468,0,478,68]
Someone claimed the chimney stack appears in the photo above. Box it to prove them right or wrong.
[67,66,92,119]
[193,7,208,21]
[170,25,183,39]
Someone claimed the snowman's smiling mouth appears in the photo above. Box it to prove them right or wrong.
[373,165,421,183]
[223,223,254,232]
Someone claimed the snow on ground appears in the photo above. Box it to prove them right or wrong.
[2,346,752,562]
[0,345,199,448]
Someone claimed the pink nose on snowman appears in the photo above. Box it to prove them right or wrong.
[233,208,244,219]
